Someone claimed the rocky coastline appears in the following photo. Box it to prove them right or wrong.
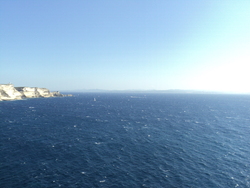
[0,84,72,101]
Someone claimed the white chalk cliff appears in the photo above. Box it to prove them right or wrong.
[0,84,72,101]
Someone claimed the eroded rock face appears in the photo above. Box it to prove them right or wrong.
[0,84,71,101]
[51,91,64,97]
[0,84,23,101]
[37,88,53,97]
[16,87,41,98]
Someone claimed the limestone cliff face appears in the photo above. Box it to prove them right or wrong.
[37,88,53,97]
[0,84,23,101]
[51,91,65,97]
[16,87,41,98]
[0,84,70,101]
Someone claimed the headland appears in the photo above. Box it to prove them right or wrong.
[0,84,72,101]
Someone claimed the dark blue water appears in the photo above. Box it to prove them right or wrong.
[1,93,250,188]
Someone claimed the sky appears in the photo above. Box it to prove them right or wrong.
[1,0,250,93]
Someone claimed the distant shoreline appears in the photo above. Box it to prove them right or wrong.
[60,89,250,95]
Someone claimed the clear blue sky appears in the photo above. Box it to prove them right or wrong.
[1,0,250,92]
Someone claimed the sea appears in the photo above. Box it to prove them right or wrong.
[0,93,250,188]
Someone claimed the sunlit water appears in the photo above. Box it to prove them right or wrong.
[1,93,250,187]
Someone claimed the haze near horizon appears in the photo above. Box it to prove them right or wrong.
[1,1,250,93]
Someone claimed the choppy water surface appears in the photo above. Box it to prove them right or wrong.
[1,93,250,187]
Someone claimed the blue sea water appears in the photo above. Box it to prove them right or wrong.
[0,93,250,188]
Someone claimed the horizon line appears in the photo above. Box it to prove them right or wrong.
[60,89,250,94]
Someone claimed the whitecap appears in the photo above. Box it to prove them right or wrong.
[99,180,106,183]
